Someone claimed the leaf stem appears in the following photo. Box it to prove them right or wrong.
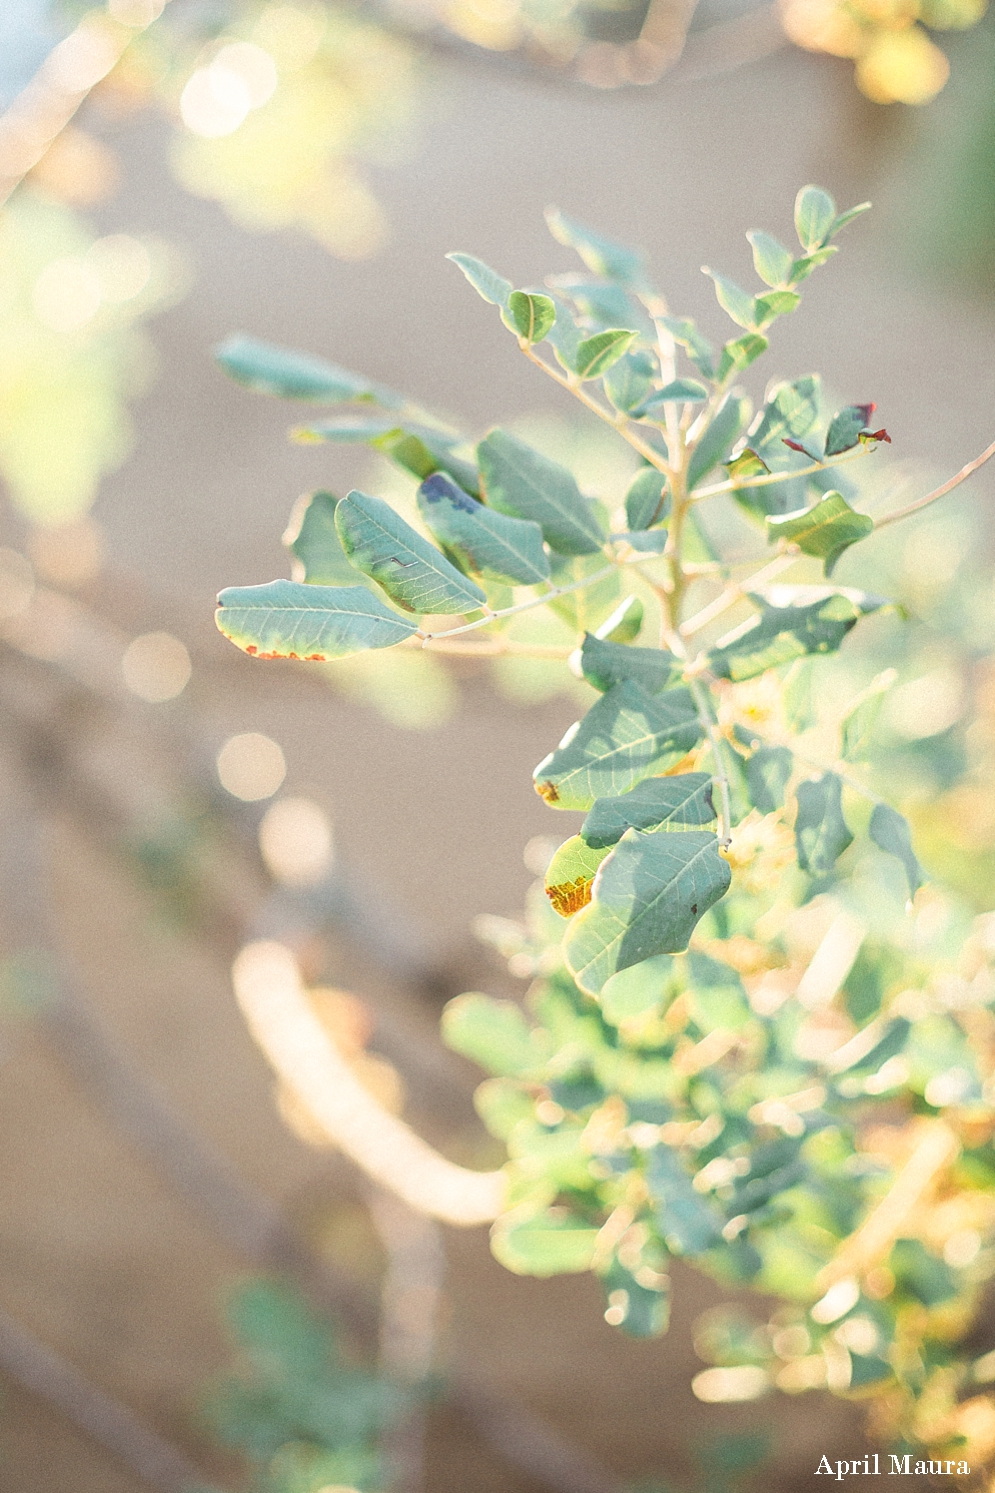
[679,551,799,638]
[689,447,871,504]
[418,562,621,641]
[518,343,674,477]
[407,636,573,658]
[874,433,995,530]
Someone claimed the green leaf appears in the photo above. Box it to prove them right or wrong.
[580,773,716,849]
[580,634,679,695]
[754,290,801,328]
[829,202,872,239]
[549,274,641,329]
[716,333,769,382]
[544,293,584,375]
[744,745,792,814]
[706,585,887,681]
[508,290,556,344]
[789,246,837,283]
[564,830,731,995]
[293,413,481,493]
[597,594,644,643]
[214,334,401,406]
[492,1207,600,1276]
[725,448,770,482]
[635,378,709,416]
[825,403,877,456]
[600,954,675,1024]
[215,580,418,660]
[751,376,821,462]
[446,252,512,308]
[283,491,364,586]
[841,670,895,762]
[533,680,702,811]
[545,207,647,286]
[660,315,716,380]
[574,328,639,380]
[747,231,794,288]
[625,467,669,530]
[687,395,750,491]
[766,491,874,576]
[794,185,837,252]
[600,1259,670,1337]
[478,429,605,556]
[604,348,658,415]
[417,472,550,586]
[869,803,923,898]
[703,269,757,331]
[335,490,486,614]
[795,772,852,874]
[544,834,613,918]
[442,992,549,1076]
[646,1145,724,1255]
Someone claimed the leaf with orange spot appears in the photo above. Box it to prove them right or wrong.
[544,835,613,919]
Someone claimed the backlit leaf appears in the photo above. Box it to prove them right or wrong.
[533,680,702,810]
[293,414,481,495]
[707,585,887,681]
[794,186,836,252]
[544,835,613,918]
[635,378,709,416]
[825,403,877,456]
[478,429,605,555]
[766,491,874,575]
[661,314,716,380]
[417,472,550,586]
[624,467,669,530]
[446,252,512,308]
[829,202,872,239]
[795,773,852,874]
[703,269,757,331]
[604,348,658,415]
[747,231,794,288]
[687,395,750,491]
[869,803,923,897]
[214,334,401,406]
[725,448,770,482]
[574,329,639,380]
[597,594,644,644]
[754,290,800,328]
[545,208,647,286]
[580,774,716,849]
[600,954,675,1024]
[717,333,769,382]
[442,992,550,1076]
[508,290,556,344]
[841,670,895,762]
[492,1207,600,1276]
[580,634,680,695]
[565,830,730,994]
[215,579,418,660]
[789,246,837,283]
[283,491,364,586]
[335,490,486,614]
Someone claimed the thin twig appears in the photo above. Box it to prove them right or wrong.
[874,434,995,530]
[519,343,673,475]
[689,446,871,504]
[418,561,622,641]
[679,550,799,637]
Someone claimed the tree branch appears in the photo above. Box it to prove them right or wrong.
[874,434,995,530]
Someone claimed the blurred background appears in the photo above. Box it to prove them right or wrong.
[2,2,995,1491]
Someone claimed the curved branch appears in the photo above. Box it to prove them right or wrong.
[874,434,995,530]
[232,941,506,1227]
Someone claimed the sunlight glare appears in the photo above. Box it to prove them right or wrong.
[217,732,287,800]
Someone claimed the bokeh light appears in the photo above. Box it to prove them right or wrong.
[258,795,334,884]
[216,731,287,800]
[121,631,192,702]
[28,516,104,589]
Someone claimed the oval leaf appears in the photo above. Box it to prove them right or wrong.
[624,467,669,530]
[533,680,702,811]
[766,491,874,576]
[580,774,716,849]
[869,803,923,898]
[417,472,550,586]
[574,329,639,380]
[707,585,887,682]
[795,772,852,875]
[215,580,417,660]
[564,829,731,995]
[478,429,605,556]
[283,490,365,587]
[508,290,556,344]
[579,634,679,695]
[335,490,486,614]
[794,185,837,252]
[214,334,400,406]
[544,835,613,918]
[446,252,512,308]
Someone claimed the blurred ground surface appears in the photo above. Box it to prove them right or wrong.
[1,29,988,1493]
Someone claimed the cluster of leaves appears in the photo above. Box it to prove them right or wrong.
[215,187,995,1466]
[779,0,986,105]
[201,1279,401,1493]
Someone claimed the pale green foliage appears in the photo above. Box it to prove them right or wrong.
[216,187,995,1467]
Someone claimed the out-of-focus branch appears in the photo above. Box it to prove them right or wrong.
[0,2,169,210]
[233,941,506,1226]
[0,1308,214,1493]
[816,1121,960,1290]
